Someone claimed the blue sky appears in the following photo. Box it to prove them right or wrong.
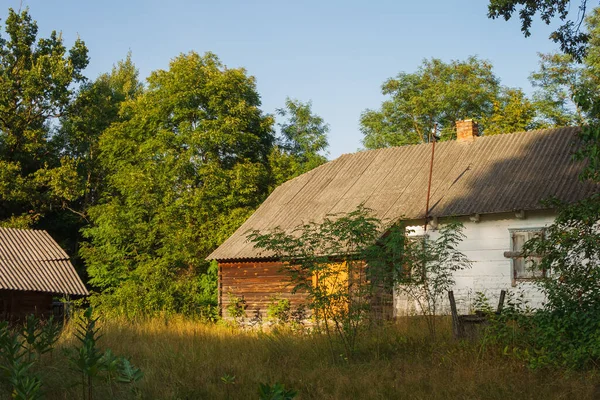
[16,0,562,159]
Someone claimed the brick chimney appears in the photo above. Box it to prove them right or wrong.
[456,119,479,142]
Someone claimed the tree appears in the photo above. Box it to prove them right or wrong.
[248,206,386,359]
[269,98,329,187]
[81,52,274,318]
[394,223,471,339]
[54,53,143,213]
[481,88,537,135]
[487,0,592,61]
[0,8,89,228]
[529,52,586,127]
[359,57,536,148]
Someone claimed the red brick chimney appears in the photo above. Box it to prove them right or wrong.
[456,119,479,142]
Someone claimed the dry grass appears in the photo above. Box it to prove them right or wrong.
[34,316,600,399]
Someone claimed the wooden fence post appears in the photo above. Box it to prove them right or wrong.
[448,291,461,339]
[496,290,506,314]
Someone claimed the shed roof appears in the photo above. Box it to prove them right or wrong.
[209,126,599,261]
[0,228,88,295]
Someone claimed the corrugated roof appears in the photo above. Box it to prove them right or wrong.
[209,127,599,260]
[0,228,88,295]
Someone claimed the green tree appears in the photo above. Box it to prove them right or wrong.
[487,0,592,61]
[54,53,143,214]
[81,52,274,318]
[529,52,585,127]
[248,206,384,359]
[0,8,88,228]
[482,88,537,135]
[269,98,329,187]
[360,57,535,148]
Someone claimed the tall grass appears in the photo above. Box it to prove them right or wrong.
[37,316,600,399]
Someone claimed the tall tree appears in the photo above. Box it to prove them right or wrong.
[529,52,585,127]
[0,8,88,228]
[360,57,535,148]
[81,52,274,317]
[481,87,537,135]
[54,53,143,213]
[269,98,329,187]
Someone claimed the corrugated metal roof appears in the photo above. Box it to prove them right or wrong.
[209,127,599,260]
[0,228,88,295]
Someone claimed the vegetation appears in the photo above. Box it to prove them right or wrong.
[10,316,598,399]
[487,0,591,60]
[249,206,471,357]
[0,310,141,399]
[360,57,546,147]
[393,223,472,339]
[0,4,600,397]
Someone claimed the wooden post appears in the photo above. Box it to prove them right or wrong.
[448,291,461,338]
[496,290,507,314]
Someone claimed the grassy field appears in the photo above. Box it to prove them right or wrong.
[30,317,600,399]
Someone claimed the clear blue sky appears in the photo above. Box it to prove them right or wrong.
[17,0,562,159]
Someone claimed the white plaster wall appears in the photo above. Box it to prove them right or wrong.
[394,210,556,317]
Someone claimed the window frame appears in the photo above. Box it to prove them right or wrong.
[508,227,546,285]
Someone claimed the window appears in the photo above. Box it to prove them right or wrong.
[508,229,545,282]
[402,235,428,283]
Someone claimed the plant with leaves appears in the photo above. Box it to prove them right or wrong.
[529,52,586,127]
[0,322,42,400]
[266,297,291,325]
[513,195,600,368]
[269,98,329,187]
[0,7,88,230]
[81,52,273,318]
[249,205,385,359]
[258,382,297,400]
[69,307,104,400]
[68,307,143,399]
[395,222,471,339]
[360,56,538,148]
[487,0,591,61]
[225,294,247,325]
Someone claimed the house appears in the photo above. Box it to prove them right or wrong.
[208,121,599,318]
[0,227,88,320]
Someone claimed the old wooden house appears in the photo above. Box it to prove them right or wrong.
[208,122,599,318]
[0,227,88,320]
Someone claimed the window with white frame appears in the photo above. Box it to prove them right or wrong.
[508,229,545,282]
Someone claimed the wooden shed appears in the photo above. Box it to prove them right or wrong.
[208,124,599,319]
[0,227,88,320]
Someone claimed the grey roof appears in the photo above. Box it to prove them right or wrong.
[209,127,599,261]
[0,228,88,295]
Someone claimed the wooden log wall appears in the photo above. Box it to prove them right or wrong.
[218,261,308,319]
[218,260,394,321]
[0,290,53,321]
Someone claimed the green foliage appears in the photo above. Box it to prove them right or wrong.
[0,8,89,230]
[487,0,590,61]
[249,205,386,358]
[0,322,42,400]
[258,382,297,400]
[529,52,585,127]
[269,98,329,187]
[483,196,600,369]
[81,52,273,318]
[397,223,471,339]
[360,56,538,148]
[266,297,291,325]
[68,307,143,399]
[226,294,247,322]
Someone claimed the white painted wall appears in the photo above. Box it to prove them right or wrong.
[394,210,556,317]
